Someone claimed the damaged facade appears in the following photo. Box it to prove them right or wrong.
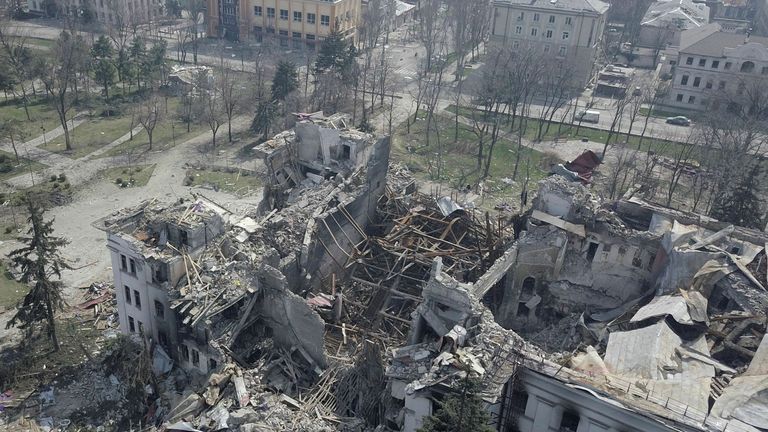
[101,117,768,432]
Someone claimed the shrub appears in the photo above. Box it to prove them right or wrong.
[115,178,123,185]
[0,164,13,173]
[4,226,12,234]
[58,173,66,182]
[50,175,58,182]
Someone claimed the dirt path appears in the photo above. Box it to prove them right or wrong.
[0,115,260,306]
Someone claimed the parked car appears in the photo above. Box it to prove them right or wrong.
[666,116,691,126]
[575,110,600,123]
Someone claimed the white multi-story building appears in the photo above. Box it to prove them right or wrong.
[490,0,610,87]
[106,200,226,374]
[663,23,768,112]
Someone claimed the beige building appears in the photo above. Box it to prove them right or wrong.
[490,0,609,87]
[662,23,768,112]
[206,0,360,45]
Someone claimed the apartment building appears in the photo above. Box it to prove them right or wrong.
[206,0,360,45]
[27,0,163,25]
[663,23,768,112]
[490,0,610,87]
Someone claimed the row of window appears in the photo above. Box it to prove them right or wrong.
[515,12,573,26]
[254,6,330,25]
[179,344,218,370]
[254,27,317,41]
[675,93,705,105]
[514,26,569,40]
[510,39,568,56]
[119,254,136,274]
[679,74,727,90]
[123,284,165,318]
[126,315,169,346]
[684,56,768,74]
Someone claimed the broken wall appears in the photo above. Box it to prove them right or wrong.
[255,264,327,368]
[301,137,390,290]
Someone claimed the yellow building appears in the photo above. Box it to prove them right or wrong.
[206,0,360,45]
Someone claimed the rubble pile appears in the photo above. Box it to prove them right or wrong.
[14,122,768,432]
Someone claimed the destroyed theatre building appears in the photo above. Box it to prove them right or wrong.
[102,117,768,432]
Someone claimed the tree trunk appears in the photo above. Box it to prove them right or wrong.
[45,291,59,351]
[10,134,19,163]
[19,86,30,120]
[58,108,72,151]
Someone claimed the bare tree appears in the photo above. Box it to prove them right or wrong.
[636,78,667,150]
[218,61,246,143]
[199,89,225,150]
[136,93,163,150]
[466,0,491,62]
[600,84,635,158]
[42,31,85,151]
[663,131,697,207]
[416,0,445,72]
[0,24,34,119]
[501,46,544,180]
[447,0,471,140]
[184,0,206,64]
[534,60,576,141]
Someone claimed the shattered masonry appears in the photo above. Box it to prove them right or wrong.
[98,115,768,432]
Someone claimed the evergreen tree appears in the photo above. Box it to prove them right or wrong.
[251,98,276,140]
[271,60,299,102]
[418,378,494,432]
[313,31,357,80]
[91,35,116,99]
[147,39,168,87]
[116,48,135,93]
[129,37,147,90]
[710,161,765,229]
[6,196,72,351]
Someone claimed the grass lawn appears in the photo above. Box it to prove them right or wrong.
[98,164,156,188]
[0,150,47,182]
[1,176,72,208]
[0,97,67,134]
[394,113,551,210]
[26,37,55,50]
[41,115,137,159]
[98,119,207,158]
[184,167,262,196]
[0,262,29,311]
[446,105,696,162]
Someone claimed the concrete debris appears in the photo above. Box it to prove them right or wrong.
[33,116,763,432]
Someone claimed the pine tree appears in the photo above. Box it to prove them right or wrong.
[6,196,71,351]
[313,30,357,79]
[417,378,495,432]
[91,35,116,99]
[130,37,147,90]
[271,60,299,102]
[251,98,276,140]
[710,161,765,229]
